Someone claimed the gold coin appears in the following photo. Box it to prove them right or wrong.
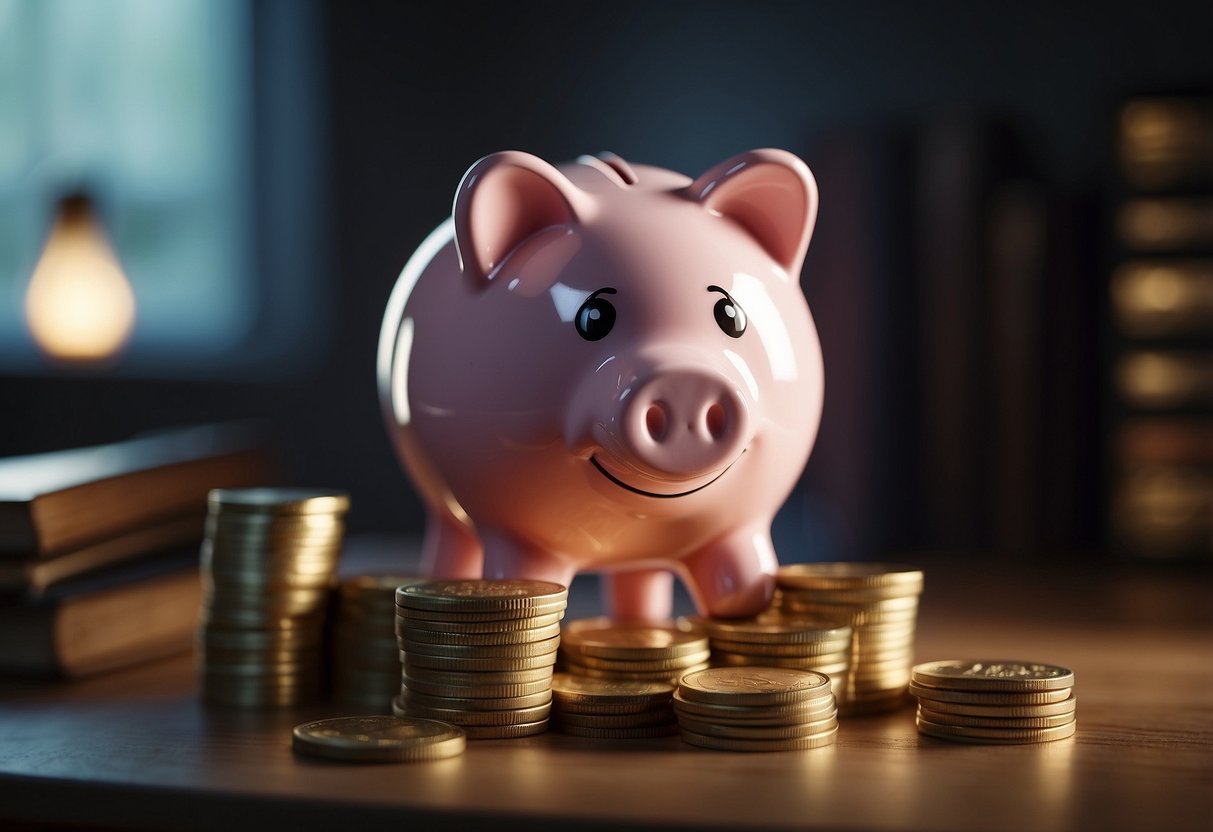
[402,675,553,700]
[711,652,849,674]
[908,681,1073,706]
[402,687,553,711]
[562,662,709,682]
[561,622,708,660]
[672,690,835,720]
[401,700,552,727]
[912,660,1075,692]
[708,639,851,658]
[209,487,351,516]
[462,720,549,739]
[707,615,853,644]
[197,625,323,651]
[560,650,711,672]
[920,695,1077,719]
[403,651,559,672]
[551,674,675,708]
[399,635,561,659]
[395,580,568,614]
[676,714,838,740]
[777,563,923,591]
[552,709,675,729]
[679,667,830,706]
[401,664,553,687]
[394,605,567,623]
[554,722,679,739]
[917,705,1076,729]
[291,715,463,762]
[917,715,1077,744]
[396,621,562,646]
[782,594,920,612]
[680,724,838,751]
[391,699,548,738]
[399,610,565,633]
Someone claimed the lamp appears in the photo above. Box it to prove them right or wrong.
[24,192,136,363]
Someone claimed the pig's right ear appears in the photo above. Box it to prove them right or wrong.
[453,151,590,285]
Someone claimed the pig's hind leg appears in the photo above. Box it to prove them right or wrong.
[681,525,778,618]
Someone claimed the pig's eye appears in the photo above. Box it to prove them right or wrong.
[575,289,617,341]
[709,285,747,338]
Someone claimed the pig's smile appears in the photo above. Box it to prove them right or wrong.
[590,453,742,499]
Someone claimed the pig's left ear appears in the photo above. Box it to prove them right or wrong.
[453,151,591,285]
[686,149,818,277]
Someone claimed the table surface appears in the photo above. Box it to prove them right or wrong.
[1,547,1210,832]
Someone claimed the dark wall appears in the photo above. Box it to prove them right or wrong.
[2,0,1211,560]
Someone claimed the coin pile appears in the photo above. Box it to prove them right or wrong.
[910,660,1077,744]
[331,575,416,711]
[292,715,466,763]
[775,563,924,714]
[393,579,567,739]
[550,673,678,738]
[559,618,710,684]
[674,667,839,751]
[198,488,348,708]
[698,616,852,702]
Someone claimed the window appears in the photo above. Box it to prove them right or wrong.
[0,0,323,376]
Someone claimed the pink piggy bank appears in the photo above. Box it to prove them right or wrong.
[377,149,823,621]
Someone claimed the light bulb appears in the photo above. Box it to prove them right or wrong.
[25,195,136,362]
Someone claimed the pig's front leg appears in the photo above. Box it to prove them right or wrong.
[680,524,778,618]
[422,510,482,578]
[480,529,577,589]
[602,569,674,623]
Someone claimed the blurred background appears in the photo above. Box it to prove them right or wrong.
[1,0,1210,567]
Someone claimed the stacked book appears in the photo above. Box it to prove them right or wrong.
[0,424,269,677]
[1108,94,1213,560]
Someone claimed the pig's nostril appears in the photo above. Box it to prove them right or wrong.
[645,403,669,442]
[705,402,727,440]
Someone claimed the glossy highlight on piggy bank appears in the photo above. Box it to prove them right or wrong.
[377,149,824,621]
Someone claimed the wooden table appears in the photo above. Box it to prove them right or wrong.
[1,553,1210,831]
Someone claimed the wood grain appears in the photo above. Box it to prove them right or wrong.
[0,553,1210,832]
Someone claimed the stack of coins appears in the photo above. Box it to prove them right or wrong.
[673,667,839,751]
[331,575,417,711]
[292,716,466,763]
[559,619,710,684]
[910,660,1077,744]
[775,563,924,714]
[550,673,678,738]
[697,616,853,702]
[393,579,567,739]
[198,488,348,708]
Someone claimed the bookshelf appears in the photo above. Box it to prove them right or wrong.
[1107,94,1213,560]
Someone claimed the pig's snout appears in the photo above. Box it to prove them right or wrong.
[621,369,749,480]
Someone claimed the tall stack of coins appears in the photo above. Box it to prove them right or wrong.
[910,660,1077,744]
[559,619,710,684]
[393,579,567,739]
[331,575,416,711]
[550,674,678,738]
[673,667,839,751]
[198,488,348,708]
[698,616,853,702]
[775,563,924,714]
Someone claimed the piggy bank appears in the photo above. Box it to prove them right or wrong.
[377,149,823,621]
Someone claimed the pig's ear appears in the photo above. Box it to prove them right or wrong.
[453,151,590,285]
[686,149,818,277]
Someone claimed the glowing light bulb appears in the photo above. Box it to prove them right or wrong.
[25,195,136,362]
